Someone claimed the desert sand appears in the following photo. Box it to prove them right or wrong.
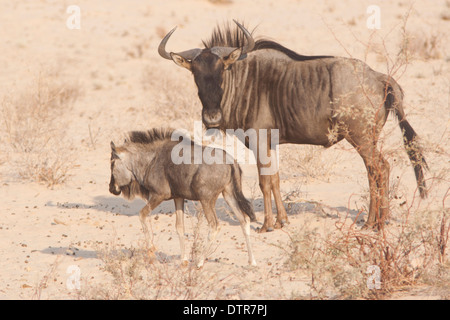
[0,0,448,300]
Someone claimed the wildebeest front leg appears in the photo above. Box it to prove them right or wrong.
[174,198,188,266]
[140,196,163,253]
[271,170,289,229]
[139,203,153,249]
[257,169,275,233]
[256,143,288,232]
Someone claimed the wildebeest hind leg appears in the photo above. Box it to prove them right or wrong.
[347,137,390,229]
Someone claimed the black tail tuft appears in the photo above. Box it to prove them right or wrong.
[385,83,428,198]
[398,120,428,198]
[231,164,257,222]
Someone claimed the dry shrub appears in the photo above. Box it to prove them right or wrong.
[285,201,449,299]
[1,70,81,186]
[32,257,62,300]
[284,220,372,299]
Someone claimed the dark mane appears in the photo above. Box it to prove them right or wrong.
[126,128,175,145]
[203,22,333,61]
[202,21,252,49]
[253,40,333,61]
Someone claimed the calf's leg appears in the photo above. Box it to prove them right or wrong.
[223,189,257,266]
[174,198,188,265]
[197,199,219,268]
[140,196,163,252]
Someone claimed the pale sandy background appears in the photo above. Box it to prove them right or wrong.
[0,0,449,299]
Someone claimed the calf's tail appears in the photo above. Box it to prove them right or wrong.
[230,163,257,222]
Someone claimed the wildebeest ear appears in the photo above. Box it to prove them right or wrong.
[111,141,121,159]
[170,53,192,71]
[223,48,242,70]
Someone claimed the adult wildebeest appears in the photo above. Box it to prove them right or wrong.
[109,128,257,267]
[158,20,428,231]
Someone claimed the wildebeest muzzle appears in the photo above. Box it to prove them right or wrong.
[109,175,121,195]
[202,108,223,128]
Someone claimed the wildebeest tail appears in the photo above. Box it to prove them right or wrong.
[384,80,428,198]
[230,163,257,222]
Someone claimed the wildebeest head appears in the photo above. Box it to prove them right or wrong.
[158,20,254,129]
[109,141,133,197]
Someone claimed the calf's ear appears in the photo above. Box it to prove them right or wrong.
[110,141,121,159]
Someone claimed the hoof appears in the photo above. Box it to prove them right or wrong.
[361,221,380,231]
[361,223,370,230]
[274,219,289,229]
[257,226,274,233]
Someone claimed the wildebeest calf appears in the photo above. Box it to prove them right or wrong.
[109,127,257,267]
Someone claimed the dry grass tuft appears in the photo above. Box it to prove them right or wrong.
[1,70,81,186]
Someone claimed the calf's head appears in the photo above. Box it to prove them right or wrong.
[158,20,254,129]
[109,141,133,196]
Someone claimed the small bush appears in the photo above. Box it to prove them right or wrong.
[1,70,80,186]
[284,204,450,299]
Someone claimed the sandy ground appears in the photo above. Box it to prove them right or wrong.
[0,0,449,299]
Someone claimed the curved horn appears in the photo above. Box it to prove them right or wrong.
[233,20,255,54]
[159,26,202,62]
[158,26,177,60]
